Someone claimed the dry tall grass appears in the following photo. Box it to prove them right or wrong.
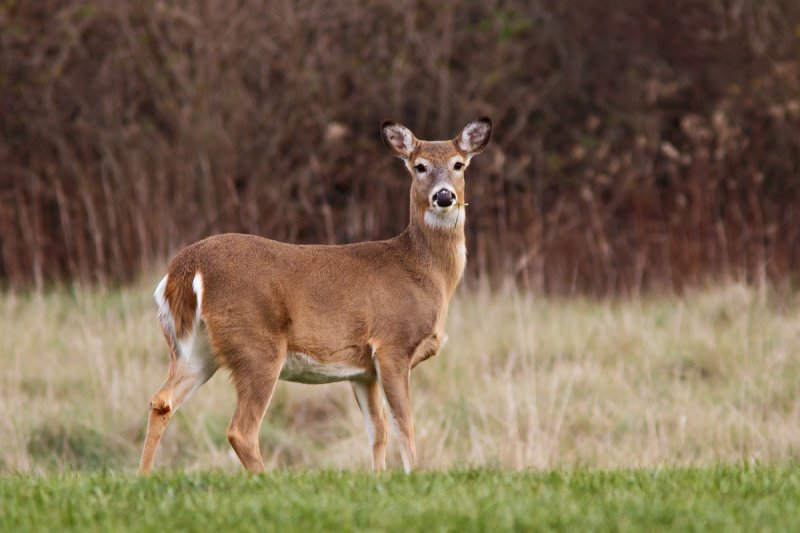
[1,281,799,472]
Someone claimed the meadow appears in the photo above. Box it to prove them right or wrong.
[2,280,800,530]
[1,281,799,473]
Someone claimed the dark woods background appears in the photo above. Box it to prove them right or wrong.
[2,0,799,294]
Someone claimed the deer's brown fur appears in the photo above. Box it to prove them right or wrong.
[138,118,491,473]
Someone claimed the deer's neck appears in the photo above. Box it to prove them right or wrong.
[402,202,467,298]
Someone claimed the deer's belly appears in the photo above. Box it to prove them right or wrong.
[279,352,372,384]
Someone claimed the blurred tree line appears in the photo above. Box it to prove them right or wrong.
[1,0,799,294]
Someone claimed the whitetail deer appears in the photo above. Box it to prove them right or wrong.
[138,118,492,473]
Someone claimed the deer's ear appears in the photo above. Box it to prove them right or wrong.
[456,117,492,158]
[381,121,417,160]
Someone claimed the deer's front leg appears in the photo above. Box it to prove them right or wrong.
[351,380,388,471]
[374,350,416,472]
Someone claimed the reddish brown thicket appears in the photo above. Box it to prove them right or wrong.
[1,0,799,294]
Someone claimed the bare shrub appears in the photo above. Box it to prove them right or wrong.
[1,0,799,293]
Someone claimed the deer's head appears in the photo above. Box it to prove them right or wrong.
[382,118,492,229]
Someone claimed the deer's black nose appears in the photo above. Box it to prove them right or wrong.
[433,189,455,208]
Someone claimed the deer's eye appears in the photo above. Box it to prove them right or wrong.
[415,164,427,173]
[454,162,464,171]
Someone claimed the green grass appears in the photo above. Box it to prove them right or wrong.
[2,465,799,532]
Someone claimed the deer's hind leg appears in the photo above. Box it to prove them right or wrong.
[138,324,218,473]
[224,339,287,473]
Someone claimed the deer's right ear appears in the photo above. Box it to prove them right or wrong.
[381,121,417,160]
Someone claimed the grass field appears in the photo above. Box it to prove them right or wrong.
[1,281,799,472]
[2,281,799,530]
[2,465,800,531]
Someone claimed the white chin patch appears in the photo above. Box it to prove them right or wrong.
[424,206,465,229]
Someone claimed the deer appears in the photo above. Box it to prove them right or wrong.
[138,117,492,474]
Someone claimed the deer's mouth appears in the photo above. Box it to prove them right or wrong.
[424,203,466,229]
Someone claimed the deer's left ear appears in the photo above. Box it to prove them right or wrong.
[456,117,492,158]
